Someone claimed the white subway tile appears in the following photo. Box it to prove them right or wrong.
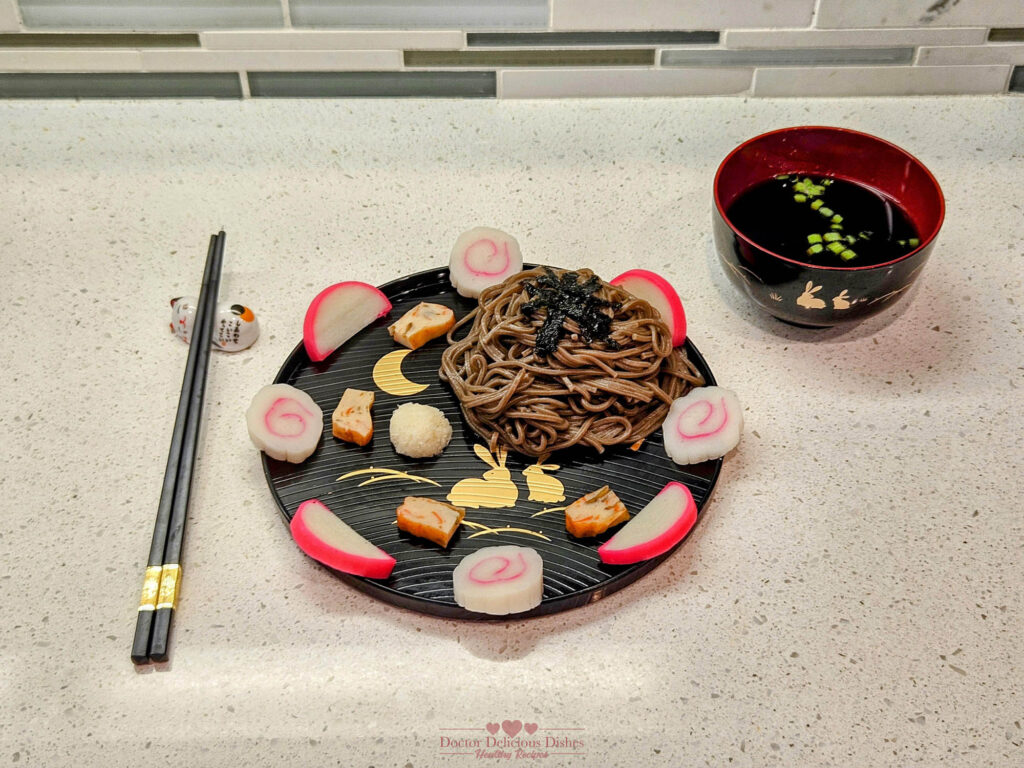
[816,0,1024,29]
[725,27,988,49]
[552,0,814,30]
[500,67,752,98]
[139,49,402,72]
[200,30,464,51]
[0,0,20,32]
[918,44,1024,66]
[753,65,1011,96]
[0,50,141,71]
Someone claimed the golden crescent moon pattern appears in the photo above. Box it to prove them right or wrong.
[372,349,429,396]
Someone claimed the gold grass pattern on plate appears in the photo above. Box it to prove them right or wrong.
[337,466,439,487]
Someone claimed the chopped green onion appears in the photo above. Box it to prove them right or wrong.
[909,238,920,247]
[831,223,844,231]
[823,232,842,242]
[827,242,846,254]
[794,178,825,197]
[793,193,807,203]
[819,207,834,218]
[840,249,858,261]
[858,231,871,240]
[810,199,823,211]
[807,243,824,256]
[775,174,789,180]
[823,179,834,186]
[831,214,843,224]
[897,239,906,247]
[845,235,857,245]
[807,233,822,244]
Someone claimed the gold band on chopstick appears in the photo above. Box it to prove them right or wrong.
[137,566,163,612]
[156,564,182,611]
[137,564,183,612]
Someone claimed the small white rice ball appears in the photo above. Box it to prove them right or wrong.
[389,403,452,458]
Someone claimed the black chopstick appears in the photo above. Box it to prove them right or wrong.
[130,232,224,665]
[147,231,226,663]
[131,234,219,664]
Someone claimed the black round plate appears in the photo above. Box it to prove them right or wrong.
[262,266,722,620]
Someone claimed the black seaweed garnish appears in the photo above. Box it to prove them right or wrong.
[522,268,620,356]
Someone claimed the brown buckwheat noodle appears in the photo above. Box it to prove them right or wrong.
[439,266,704,458]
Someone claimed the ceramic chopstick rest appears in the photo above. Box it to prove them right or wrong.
[170,297,260,352]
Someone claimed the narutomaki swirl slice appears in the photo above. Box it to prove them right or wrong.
[448,227,523,299]
[246,383,323,463]
[452,545,544,615]
[661,386,742,465]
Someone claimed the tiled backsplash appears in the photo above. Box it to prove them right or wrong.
[0,0,1021,97]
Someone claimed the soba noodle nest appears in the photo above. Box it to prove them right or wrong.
[439,266,704,458]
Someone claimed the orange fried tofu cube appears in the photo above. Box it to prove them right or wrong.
[331,388,374,446]
[387,302,455,350]
[396,496,465,547]
[565,486,630,538]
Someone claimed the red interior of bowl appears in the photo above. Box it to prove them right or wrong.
[714,126,945,271]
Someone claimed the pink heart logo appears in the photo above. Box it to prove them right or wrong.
[524,723,538,735]
[502,720,522,737]
[485,722,500,735]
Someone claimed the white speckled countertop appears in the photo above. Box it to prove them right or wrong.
[1,96,1022,767]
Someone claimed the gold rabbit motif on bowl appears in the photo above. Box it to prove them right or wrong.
[713,126,944,328]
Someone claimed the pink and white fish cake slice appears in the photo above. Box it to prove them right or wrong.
[291,499,395,579]
[246,383,323,463]
[448,226,523,299]
[452,545,544,615]
[662,386,743,465]
[598,481,697,565]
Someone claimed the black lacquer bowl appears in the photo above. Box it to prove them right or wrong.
[713,126,944,328]
[261,266,723,620]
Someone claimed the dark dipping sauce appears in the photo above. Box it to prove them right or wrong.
[726,175,919,267]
